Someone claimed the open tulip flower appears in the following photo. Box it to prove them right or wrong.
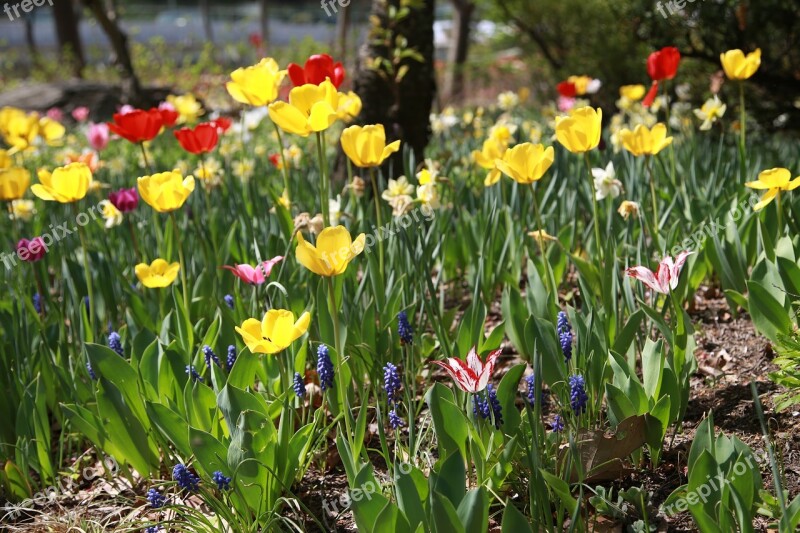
[108,187,139,213]
[472,138,508,186]
[0,166,30,201]
[720,48,761,80]
[226,58,286,107]
[555,106,603,154]
[643,46,680,107]
[174,122,219,154]
[495,142,555,184]
[295,225,366,277]
[618,123,673,156]
[235,309,311,354]
[745,168,800,211]
[340,124,401,168]
[17,237,47,262]
[135,259,181,288]
[432,346,501,393]
[626,251,692,295]
[222,256,284,285]
[31,162,92,203]
[107,108,164,143]
[268,79,339,136]
[137,170,195,213]
[288,53,345,88]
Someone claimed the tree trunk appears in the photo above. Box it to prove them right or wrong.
[259,0,270,50]
[24,16,40,67]
[336,3,351,61]
[52,0,85,77]
[445,0,473,102]
[352,0,436,167]
[82,0,143,105]
[200,0,213,43]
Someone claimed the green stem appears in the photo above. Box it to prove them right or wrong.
[739,81,747,181]
[369,167,385,277]
[530,184,556,305]
[777,191,783,235]
[139,142,151,172]
[316,132,330,227]
[646,156,661,251]
[583,153,603,262]
[170,212,190,320]
[75,204,95,335]
[327,276,353,445]
[272,120,292,205]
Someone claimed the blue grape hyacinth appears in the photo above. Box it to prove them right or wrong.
[212,471,231,491]
[557,311,573,362]
[383,363,401,405]
[185,365,203,383]
[146,488,166,509]
[172,464,199,491]
[293,372,306,398]
[224,294,234,309]
[317,345,334,391]
[487,383,503,429]
[226,345,237,369]
[398,311,413,345]
[108,331,124,357]
[569,374,588,415]
[203,345,221,368]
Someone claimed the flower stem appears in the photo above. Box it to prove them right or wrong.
[369,167,385,277]
[327,276,354,445]
[316,132,330,227]
[74,204,95,335]
[139,142,151,172]
[170,212,190,320]
[272,121,292,204]
[530,184,556,305]
[583,153,603,262]
[645,155,661,251]
[738,81,747,182]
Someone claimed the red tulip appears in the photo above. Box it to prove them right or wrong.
[221,256,284,285]
[643,46,681,107]
[211,117,232,133]
[17,237,48,262]
[626,251,692,294]
[432,346,501,393]
[107,108,164,143]
[158,102,179,128]
[174,123,219,155]
[268,153,282,168]
[556,81,577,98]
[108,187,139,213]
[287,54,345,88]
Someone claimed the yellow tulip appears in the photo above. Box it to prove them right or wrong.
[2,109,39,152]
[226,58,286,106]
[720,48,761,80]
[235,309,311,355]
[0,166,30,201]
[472,138,508,186]
[296,225,366,277]
[167,93,204,123]
[38,117,65,144]
[340,124,401,168]
[31,162,92,203]
[618,123,673,156]
[137,169,195,213]
[495,143,555,184]
[568,75,592,96]
[0,149,10,169]
[745,167,800,211]
[337,91,362,121]
[555,106,603,154]
[268,79,339,136]
[135,259,180,288]
[619,84,646,101]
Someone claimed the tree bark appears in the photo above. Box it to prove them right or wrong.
[335,3,351,61]
[352,0,436,167]
[82,0,143,105]
[52,0,85,77]
[259,0,270,49]
[445,0,474,102]
[200,0,213,43]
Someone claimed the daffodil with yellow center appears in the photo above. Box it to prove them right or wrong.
[495,142,555,185]
[555,106,603,154]
[137,170,195,213]
[235,309,311,355]
[295,225,366,277]
[268,79,339,136]
[618,123,673,156]
[0,166,30,201]
[31,162,92,203]
[340,124,401,167]
[694,96,726,131]
[226,58,286,106]
[472,137,508,186]
[135,259,180,288]
[720,48,761,80]
[381,176,415,202]
[745,168,800,211]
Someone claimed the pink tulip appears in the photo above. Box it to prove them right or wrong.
[432,346,501,393]
[557,96,576,112]
[87,122,110,151]
[17,237,48,262]
[108,188,139,213]
[46,107,63,122]
[118,104,135,115]
[72,106,90,122]
[221,257,284,285]
[626,251,693,295]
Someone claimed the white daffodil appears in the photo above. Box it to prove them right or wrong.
[693,95,726,131]
[591,162,623,200]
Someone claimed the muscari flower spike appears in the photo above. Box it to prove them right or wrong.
[185,365,203,383]
[473,392,490,420]
[87,361,97,380]
[144,526,162,533]
[33,293,42,313]
[557,311,573,362]
[383,362,401,405]
[212,471,231,491]
[487,383,503,429]
[108,331,124,357]
[224,294,234,309]
[398,311,413,345]
[525,373,538,405]
[293,372,306,398]
[146,488,166,509]
[203,345,221,368]
[388,409,404,429]
[551,414,564,432]
[226,345,237,369]
[317,344,334,391]
[569,374,588,415]
[172,463,199,491]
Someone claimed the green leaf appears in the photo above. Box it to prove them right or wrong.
[746,280,792,342]
[541,469,577,515]
[501,501,534,533]
[433,452,466,508]
[456,487,488,533]
[425,384,468,460]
